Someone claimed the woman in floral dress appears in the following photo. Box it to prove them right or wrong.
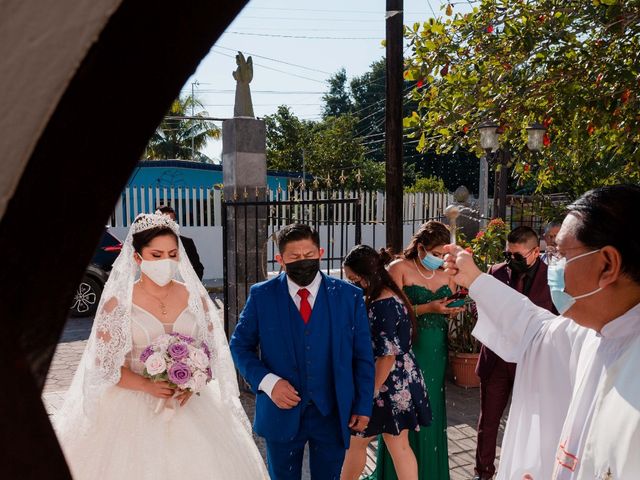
[341,245,432,480]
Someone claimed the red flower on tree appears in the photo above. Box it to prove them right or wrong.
[543,133,551,147]
[621,89,631,104]
[486,25,494,33]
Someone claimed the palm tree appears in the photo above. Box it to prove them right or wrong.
[144,95,220,162]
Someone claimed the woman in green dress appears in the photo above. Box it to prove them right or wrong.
[370,221,463,480]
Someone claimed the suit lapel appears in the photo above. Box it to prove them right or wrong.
[322,273,342,361]
[276,274,298,369]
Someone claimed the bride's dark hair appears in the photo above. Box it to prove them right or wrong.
[132,226,178,254]
[344,245,417,342]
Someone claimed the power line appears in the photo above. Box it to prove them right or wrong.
[226,31,380,40]
[244,6,432,15]
[210,50,326,84]
[186,88,326,95]
[213,45,333,75]
[238,15,383,22]
[202,103,322,107]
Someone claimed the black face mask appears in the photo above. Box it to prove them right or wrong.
[351,280,365,291]
[504,253,530,274]
[285,259,320,287]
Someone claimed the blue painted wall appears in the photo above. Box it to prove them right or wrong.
[127,160,304,191]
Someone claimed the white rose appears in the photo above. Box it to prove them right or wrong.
[189,348,210,370]
[153,334,171,351]
[191,371,208,393]
[145,353,167,375]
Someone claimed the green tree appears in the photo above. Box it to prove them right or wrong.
[403,0,640,195]
[144,95,220,162]
[264,105,312,172]
[405,174,448,193]
[322,68,354,118]
[265,108,384,190]
[306,114,378,190]
[335,60,480,191]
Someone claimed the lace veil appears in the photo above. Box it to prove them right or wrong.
[55,214,249,443]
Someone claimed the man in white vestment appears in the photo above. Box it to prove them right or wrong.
[445,184,640,480]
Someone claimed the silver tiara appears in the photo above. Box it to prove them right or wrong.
[130,213,180,235]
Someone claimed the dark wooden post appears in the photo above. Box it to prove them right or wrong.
[385,0,404,253]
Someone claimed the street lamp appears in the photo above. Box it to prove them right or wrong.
[526,122,546,152]
[476,118,547,220]
[478,119,499,152]
[476,119,499,224]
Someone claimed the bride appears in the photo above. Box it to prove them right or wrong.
[55,213,268,479]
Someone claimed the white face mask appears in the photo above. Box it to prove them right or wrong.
[139,257,178,286]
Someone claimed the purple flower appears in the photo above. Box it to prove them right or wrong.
[167,342,189,360]
[170,332,194,343]
[139,345,154,363]
[168,362,192,385]
[201,341,211,359]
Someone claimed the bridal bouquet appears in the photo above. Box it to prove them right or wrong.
[140,333,213,397]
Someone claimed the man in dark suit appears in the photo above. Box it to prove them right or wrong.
[156,205,205,279]
[473,226,557,480]
[230,224,374,480]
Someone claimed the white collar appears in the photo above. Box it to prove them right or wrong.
[286,271,323,299]
[599,301,640,339]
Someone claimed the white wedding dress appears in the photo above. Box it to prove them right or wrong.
[55,214,268,479]
[60,304,268,479]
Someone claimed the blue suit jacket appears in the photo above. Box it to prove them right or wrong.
[230,272,375,447]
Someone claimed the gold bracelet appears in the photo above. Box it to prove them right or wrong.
[413,305,418,315]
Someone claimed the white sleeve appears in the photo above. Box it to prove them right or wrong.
[469,273,557,363]
[258,373,282,398]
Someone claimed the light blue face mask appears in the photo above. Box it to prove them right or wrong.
[421,252,445,271]
[547,249,602,315]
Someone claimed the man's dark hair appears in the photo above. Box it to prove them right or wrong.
[276,224,320,253]
[568,184,640,284]
[544,220,562,233]
[508,226,539,246]
[157,205,176,215]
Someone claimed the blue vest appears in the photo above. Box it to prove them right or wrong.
[288,281,336,416]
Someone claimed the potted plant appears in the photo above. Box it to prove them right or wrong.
[448,218,509,387]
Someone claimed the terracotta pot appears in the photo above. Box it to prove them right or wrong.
[449,352,480,388]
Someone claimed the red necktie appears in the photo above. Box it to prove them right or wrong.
[297,288,312,324]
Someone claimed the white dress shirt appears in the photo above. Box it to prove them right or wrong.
[258,272,323,398]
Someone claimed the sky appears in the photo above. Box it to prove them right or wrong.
[181,0,473,162]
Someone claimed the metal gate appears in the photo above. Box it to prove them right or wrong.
[222,194,362,336]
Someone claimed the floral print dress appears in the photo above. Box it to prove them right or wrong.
[358,296,432,437]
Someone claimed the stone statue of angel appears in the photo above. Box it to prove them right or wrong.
[233,52,254,118]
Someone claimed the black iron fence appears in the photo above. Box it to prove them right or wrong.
[221,193,361,335]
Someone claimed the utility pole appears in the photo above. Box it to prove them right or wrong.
[385,0,404,253]
[191,80,198,161]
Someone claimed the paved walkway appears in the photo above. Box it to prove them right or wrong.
[43,309,504,480]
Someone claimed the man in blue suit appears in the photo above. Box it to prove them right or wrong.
[230,224,375,480]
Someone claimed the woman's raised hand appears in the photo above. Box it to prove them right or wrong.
[443,244,482,289]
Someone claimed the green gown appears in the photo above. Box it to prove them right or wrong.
[366,284,452,480]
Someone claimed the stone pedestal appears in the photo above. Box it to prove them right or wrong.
[222,117,268,337]
[446,186,480,241]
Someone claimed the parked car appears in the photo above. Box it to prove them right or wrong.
[70,229,122,317]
